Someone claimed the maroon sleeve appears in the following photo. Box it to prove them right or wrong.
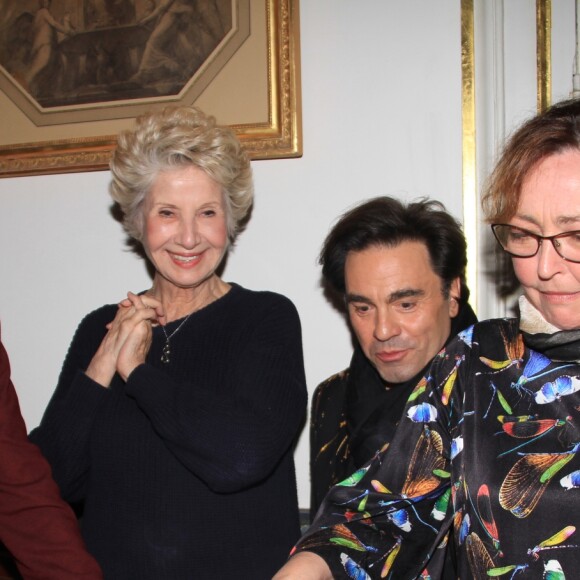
[0,338,102,580]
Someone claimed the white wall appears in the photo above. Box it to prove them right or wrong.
[0,0,576,509]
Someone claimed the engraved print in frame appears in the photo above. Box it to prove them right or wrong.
[0,0,302,177]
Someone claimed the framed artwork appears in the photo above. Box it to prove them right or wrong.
[0,0,302,177]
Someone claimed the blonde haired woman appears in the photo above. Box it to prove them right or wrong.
[31,106,307,579]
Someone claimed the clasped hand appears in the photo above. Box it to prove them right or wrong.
[85,292,166,387]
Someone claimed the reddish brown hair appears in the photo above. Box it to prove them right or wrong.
[482,98,580,223]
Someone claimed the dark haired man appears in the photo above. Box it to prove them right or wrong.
[310,196,477,518]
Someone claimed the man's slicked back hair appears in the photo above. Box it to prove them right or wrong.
[319,196,469,304]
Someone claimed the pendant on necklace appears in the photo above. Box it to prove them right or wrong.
[159,310,195,364]
[161,341,171,364]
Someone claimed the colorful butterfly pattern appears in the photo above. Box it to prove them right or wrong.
[294,319,580,578]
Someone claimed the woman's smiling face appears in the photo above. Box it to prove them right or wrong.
[142,165,229,292]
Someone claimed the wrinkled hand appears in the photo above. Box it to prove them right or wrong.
[86,292,165,387]
[116,292,166,380]
[272,553,332,580]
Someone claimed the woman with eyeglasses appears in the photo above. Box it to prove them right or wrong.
[274,99,580,579]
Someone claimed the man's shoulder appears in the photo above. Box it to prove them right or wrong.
[313,368,350,400]
[311,368,350,424]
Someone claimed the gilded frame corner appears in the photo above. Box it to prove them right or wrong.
[0,0,302,178]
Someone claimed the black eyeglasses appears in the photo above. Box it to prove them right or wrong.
[491,224,580,263]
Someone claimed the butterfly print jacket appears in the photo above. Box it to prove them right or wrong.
[295,318,580,579]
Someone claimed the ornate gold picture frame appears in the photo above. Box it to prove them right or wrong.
[0,0,302,177]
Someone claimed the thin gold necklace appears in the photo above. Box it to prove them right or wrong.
[160,312,194,364]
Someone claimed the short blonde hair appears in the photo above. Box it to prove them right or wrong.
[109,106,254,242]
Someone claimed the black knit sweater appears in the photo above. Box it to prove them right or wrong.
[30,284,307,579]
